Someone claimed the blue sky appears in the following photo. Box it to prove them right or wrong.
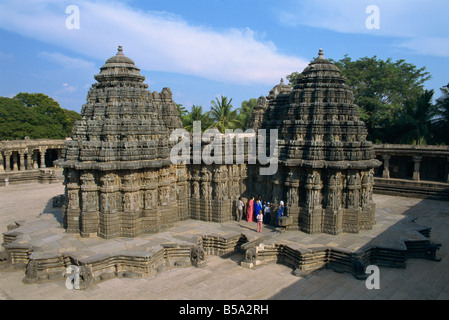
[0,0,448,113]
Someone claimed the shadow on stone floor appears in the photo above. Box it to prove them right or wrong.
[39,196,64,225]
[267,196,448,300]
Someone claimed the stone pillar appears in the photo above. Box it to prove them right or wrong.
[412,155,422,181]
[18,150,25,171]
[39,147,47,168]
[12,152,18,171]
[33,151,39,169]
[382,155,390,179]
[302,172,323,234]
[0,152,4,172]
[4,151,11,172]
[79,172,99,237]
[65,169,81,234]
[26,149,33,170]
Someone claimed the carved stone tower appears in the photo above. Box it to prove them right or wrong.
[60,47,379,239]
[254,49,381,234]
[60,46,187,238]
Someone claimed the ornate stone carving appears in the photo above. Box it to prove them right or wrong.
[245,247,258,264]
[254,49,381,234]
[59,47,380,238]
[190,246,206,267]
[78,265,94,290]
[24,260,38,280]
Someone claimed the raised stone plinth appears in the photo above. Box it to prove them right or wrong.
[1,195,441,289]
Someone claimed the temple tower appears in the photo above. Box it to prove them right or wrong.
[60,46,187,238]
[256,49,381,234]
[59,47,380,238]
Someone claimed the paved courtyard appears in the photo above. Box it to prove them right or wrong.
[0,182,448,300]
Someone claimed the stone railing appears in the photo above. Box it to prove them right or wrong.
[373,144,449,200]
[3,230,249,288]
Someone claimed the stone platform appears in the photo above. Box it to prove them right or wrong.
[0,183,442,290]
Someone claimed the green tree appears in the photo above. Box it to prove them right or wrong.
[235,98,257,130]
[64,109,82,136]
[285,71,302,85]
[176,103,190,129]
[0,93,80,140]
[209,96,239,132]
[287,55,431,143]
[433,84,449,145]
[336,56,430,143]
[177,104,188,120]
[394,90,438,145]
[0,97,37,140]
[183,105,213,132]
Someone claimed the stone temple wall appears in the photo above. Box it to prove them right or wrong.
[60,47,249,238]
[252,49,380,234]
[187,164,248,223]
[62,163,250,238]
[59,47,380,238]
[60,46,185,238]
[64,166,185,238]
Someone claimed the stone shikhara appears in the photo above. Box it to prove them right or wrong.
[250,49,381,234]
[58,47,380,239]
[3,48,442,291]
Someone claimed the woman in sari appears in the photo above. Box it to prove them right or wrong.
[247,196,255,222]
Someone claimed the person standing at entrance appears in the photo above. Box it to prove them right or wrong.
[264,202,271,224]
[256,210,263,233]
[254,198,262,223]
[238,197,244,222]
[247,197,255,222]
[276,201,285,227]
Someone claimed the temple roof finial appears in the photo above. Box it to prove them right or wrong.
[318,48,324,59]
[117,45,124,56]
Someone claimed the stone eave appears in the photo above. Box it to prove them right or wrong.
[57,159,172,171]
[283,158,382,170]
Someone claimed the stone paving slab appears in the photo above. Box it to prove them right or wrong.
[1,210,430,269]
[0,182,448,300]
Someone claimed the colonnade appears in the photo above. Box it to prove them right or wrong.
[0,139,65,173]
[375,144,449,183]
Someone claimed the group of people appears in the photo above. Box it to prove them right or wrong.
[237,196,285,233]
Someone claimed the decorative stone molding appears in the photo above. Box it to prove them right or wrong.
[57,47,381,238]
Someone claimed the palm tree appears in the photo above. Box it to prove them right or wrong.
[177,104,188,126]
[395,89,437,145]
[235,98,256,130]
[209,96,240,132]
[183,105,213,132]
[434,84,449,144]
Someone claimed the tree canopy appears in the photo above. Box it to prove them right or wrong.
[286,55,440,144]
[182,105,214,132]
[177,97,257,133]
[0,93,81,140]
[433,84,449,145]
[394,89,438,145]
[235,98,257,130]
[209,96,240,133]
